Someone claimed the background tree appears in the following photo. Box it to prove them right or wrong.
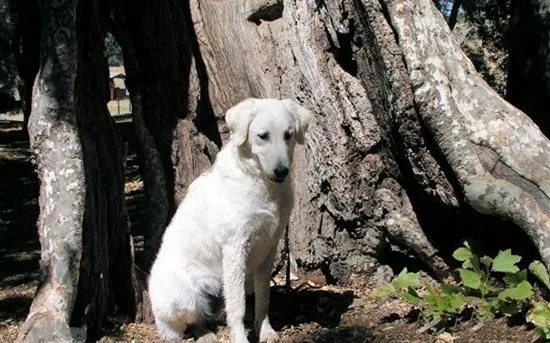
[458,0,511,95]
[0,0,17,88]
[437,0,550,141]
[104,33,123,66]
[0,0,40,135]
[507,0,550,137]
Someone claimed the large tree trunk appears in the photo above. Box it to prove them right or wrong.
[18,0,136,341]
[108,0,220,269]
[507,0,550,136]
[16,1,84,342]
[387,0,550,263]
[71,0,135,339]
[191,0,550,284]
[108,0,220,322]
[191,0,451,284]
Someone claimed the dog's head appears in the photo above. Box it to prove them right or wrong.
[225,98,311,183]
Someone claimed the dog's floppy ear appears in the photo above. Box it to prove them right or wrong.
[225,98,258,146]
[282,99,312,145]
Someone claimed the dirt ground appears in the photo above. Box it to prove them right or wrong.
[0,120,544,343]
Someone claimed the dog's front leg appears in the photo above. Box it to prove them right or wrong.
[223,246,249,343]
[253,248,279,343]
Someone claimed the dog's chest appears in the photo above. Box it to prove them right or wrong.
[246,196,281,238]
[243,192,290,268]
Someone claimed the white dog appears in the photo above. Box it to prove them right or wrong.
[148,98,311,343]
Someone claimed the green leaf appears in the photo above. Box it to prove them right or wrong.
[529,260,550,290]
[492,249,521,273]
[375,283,395,297]
[498,280,533,301]
[503,269,528,287]
[453,242,481,272]
[453,247,473,262]
[424,295,453,317]
[400,290,422,305]
[441,283,462,295]
[527,302,550,339]
[394,268,420,290]
[467,255,482,273]
[462,258,473,270]
[447,293,467,312]
[458,268,481,289]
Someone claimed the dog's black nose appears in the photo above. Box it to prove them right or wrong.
[274,166,289,179]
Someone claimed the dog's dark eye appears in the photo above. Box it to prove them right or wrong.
[258,132,269,140]
[284,131,293,140]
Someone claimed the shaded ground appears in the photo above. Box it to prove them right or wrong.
[0,120,544,343]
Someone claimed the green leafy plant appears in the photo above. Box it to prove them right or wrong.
[377,242,550,339]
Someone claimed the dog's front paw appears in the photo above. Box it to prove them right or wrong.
[259,327,279,343]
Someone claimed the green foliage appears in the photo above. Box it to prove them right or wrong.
[457,268,481,290]
[529,261,550,290]
[528,302,550,340]
[492,249,521,273]
[377,242,550,338]
[498,280,533,301]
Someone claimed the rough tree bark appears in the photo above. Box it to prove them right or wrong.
[191,0,451,284]
[108,0,220,270]
[71,0,135,339]
[191,0,550,284]
[16,1,84,342]
[16,0,220,337]
[388,0,550,266]
[17,0,135,341]
[507,0,550,137]
[108,0,220,322]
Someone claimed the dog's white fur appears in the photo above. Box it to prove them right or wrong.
[148,98,311,343]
